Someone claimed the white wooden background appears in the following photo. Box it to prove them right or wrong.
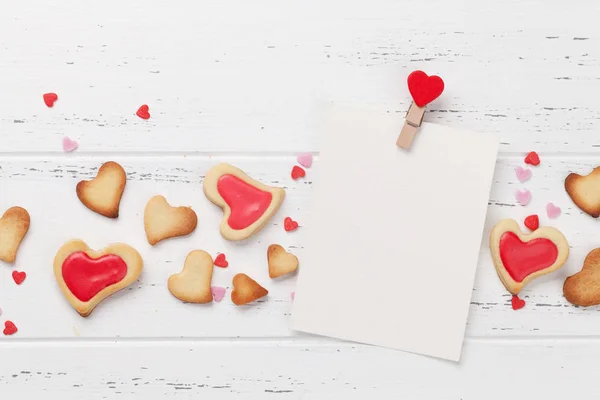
[2,0,600,397]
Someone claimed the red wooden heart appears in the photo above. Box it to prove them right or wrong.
[136,104,150,119]
[214,253,228,268]
[284,217,299,232]
[43,92,58,107]
[12,270,26,285]
[291,166,305,180]
[499,232,558,282]
[524,151,540,166]
[217,174,272,230]
[524,215,539,231]
[511,295,526,310]
[407,70,444,107]
[3,321,17,335]
[62,252,128,302]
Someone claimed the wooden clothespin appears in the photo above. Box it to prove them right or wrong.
[396,70,445,149]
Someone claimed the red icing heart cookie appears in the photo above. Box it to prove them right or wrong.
[203,163,285,241]
[407,70,445,107]
[489,219,569,295]
[53,240,143,317]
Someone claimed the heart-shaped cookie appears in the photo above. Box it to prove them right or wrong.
[489,218,569,294]
[564,248,600,306]
[144,195,198,245]
[565,167,600,217]
[168,250,214,304]
[53,239,143,317]
[267,244,299,278]
[231,273,268,305]
[203,163,285,241]
[0,207,30,263]
[76,161,126,218]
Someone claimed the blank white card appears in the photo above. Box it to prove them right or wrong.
[291,106,499,361]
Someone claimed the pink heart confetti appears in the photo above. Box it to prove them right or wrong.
[62,137,78,152]
[515,166,532,182]
[211,286,226,302]
[515,189,531,206]
[546,202,561,219]
[297,153,313,168]
[291,292,295,301]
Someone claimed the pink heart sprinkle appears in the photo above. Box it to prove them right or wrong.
[515,166,532,182]
[291,292,295,301]
[211,286,226,302]
[62,137,78,152]
[546,202,561,219]
[515,189,531,206]
[297,154,313,168]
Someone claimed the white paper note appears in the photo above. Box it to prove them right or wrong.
[291,105,499,361]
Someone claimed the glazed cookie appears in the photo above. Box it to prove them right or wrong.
[0,207,30,263]
[53,240,143,317]
[168,250,214,304]
[203,163,285,241]
[76,161,126,218]
[144,195,198,245]
[231,273,268,305]
[267,244,299,278]
[564,248,600,306]
[490,218,569,294]
[565,167,600,217]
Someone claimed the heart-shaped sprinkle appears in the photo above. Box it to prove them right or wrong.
[291,292,295,301]
[284,217,299,232]
[214,253,228,268]
[524,152,540,166]
[12,271,26,285]
[211,286,226,302]
[407,70,445,107]
[515,189,531,206]
[43,93,58,107]
[3,321,17,335]
[515,166,532,182]
[291,165,305,180]
[511,295,526,310]
[297,154,313,168]
[547,202,561,219]
[62,136,79,153]
[136,104,150,120]
[524,215,539,231]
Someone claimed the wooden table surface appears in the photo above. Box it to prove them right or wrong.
[2,0,600,398]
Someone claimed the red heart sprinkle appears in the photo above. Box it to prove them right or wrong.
[524,215,539,231]
[291,166,305,180]
[136,104,151,120]
[3,321,17,335]
[43,93,58,107]
[511,295,526,310]
[524,151,540,166]
[12,271,26,285]
[214,254,228,268]
[407,70,444,107]
[284,217,299,232]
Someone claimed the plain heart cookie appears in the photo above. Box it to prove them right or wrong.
[564,248,600,306]
[76,161,126,218]
[267,244,299,278]
[0,206,31,263]
[203,163,285,241]
[53,239,143,317]
[168,250,214,304]
[490,218,569,295]
[231,273,268,305]
[144,195,198,245]
[565,167,600,218]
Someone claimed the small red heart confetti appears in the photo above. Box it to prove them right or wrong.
[136,104,151,120]
[407,70,444,107]
[3,321,17,335]
[214,253,228,268]
[291,165,305,180]
[43,93,58,107]
[12,270,26,285]
[284,217,299,232]
[524,215,539,231]
[524,151,540,166]
[511,295,526,310]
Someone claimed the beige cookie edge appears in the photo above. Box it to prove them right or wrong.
[231,273,269,306]
[563,248,600,306]
[565,168,600,218]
